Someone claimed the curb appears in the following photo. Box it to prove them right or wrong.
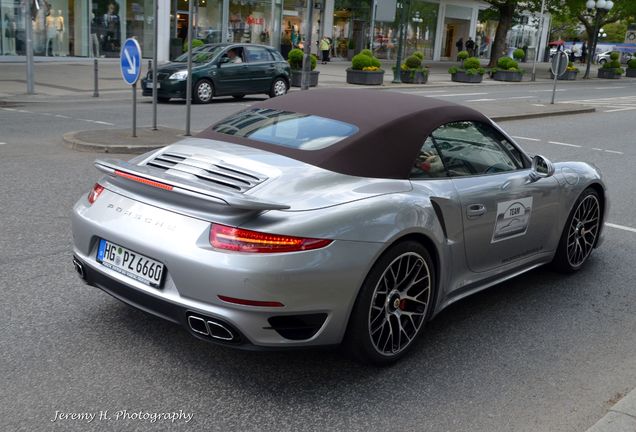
[63,127,190,153]
[586,388,636,432]
[490,106,596,122]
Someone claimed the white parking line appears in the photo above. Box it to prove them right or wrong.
[606,223,636,234]
[55,114,70,119]
[94,121,115,126]
[595,87,625,90]
[604,107,636,113]
[0,142,6,145]
[466,98,495,102]
[592,148,603,151]
[548,141,581,148]
[605,150,624,154]
[508,96,534,99]
[435,92,489,97]
[2,107,16,111]
[511,136,541,142]
[532,104,545,107]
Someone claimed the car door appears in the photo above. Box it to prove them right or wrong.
[428,121,560,273]
[244,46,277,92]
[213,46,250,95]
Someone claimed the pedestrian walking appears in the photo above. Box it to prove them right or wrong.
[455,37,464,60]
[581,41,587,64]
[320,35,331,64]
[465,37,475,57]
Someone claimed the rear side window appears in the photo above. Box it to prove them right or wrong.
[213,108,359,150]
[246,46,273,62]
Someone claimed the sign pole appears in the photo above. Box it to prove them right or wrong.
[550,51,567,105]
[25,0,34,94]
[120,38,142,138]
[185,0,194,136]
[152,0,158,130]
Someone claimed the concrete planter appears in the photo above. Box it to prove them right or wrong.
[346,68,385,85]
[550,70,578,80]
[399,69,428,84]
[597,68,622,79]
[626,68,636,78]
[450,71,483,83]
[493,70,523,82]
[290,70,320,87]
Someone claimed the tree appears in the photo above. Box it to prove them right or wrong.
[554,0,636,52]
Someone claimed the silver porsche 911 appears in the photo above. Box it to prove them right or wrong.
[71,89,607,364]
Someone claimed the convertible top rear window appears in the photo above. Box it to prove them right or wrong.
[212,108,359,150]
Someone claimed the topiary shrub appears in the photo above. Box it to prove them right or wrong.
[610,51,620,61]
[628,58,636,69]
[463,57,481,70]
[183,38,204,53]
[497,56,518,70]
[513,48,525,60]
[287,48,304,69]
[458,50,469,61]
[359,49,374,57]
[413,52,424,60]
[351,53,372,70]
[404,55,422,69]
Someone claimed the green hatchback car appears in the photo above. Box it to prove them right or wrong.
[142,43,291,103]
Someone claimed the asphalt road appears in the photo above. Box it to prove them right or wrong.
[1,82,635,432]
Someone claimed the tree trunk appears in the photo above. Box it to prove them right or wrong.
[488,3,515,68]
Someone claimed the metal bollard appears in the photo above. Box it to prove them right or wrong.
[93,59,99,97]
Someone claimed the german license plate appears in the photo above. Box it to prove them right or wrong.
[146,81,160,89]
[97,239,164,288]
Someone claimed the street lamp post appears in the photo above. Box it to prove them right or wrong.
[392,0,410,83]
[583,0,614,79]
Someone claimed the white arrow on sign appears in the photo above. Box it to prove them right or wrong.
[124,48,137,75]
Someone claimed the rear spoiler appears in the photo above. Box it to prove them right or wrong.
[95,159,290,211]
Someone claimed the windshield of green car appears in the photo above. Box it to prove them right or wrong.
[174,46,224,63]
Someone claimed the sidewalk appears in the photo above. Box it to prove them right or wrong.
[0,55,611,100]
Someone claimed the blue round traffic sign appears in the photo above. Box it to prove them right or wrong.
[120,38,142,85]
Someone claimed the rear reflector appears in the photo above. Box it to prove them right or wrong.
[210,224,332,253]
[87,183,104,205]
[218,295,284,308]
[114,170,174,191]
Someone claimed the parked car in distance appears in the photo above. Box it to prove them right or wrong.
[596,50,633,64]
[142,43,291,103]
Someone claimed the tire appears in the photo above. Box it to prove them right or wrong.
[193,79,214,104]
[344,241,435,365]
[158,96,171,103]
[269,77,288,98]
[552,188,601,273]
[232,94,245,100]
[599,58,607,65]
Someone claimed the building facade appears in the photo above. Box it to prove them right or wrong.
[0,0,548,63]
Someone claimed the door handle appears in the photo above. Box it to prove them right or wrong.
[466,204,486,219]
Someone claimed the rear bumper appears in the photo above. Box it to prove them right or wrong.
[71,189,382,349]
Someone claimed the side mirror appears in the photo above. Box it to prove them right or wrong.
[529,154,555,181]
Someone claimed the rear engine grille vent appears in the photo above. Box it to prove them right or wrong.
[145,152,267,192]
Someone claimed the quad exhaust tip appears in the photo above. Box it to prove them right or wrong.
[187,314,237,342]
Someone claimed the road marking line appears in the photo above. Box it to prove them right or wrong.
[2,108,16,111]
[0,142,6,145]
[592,148,603,151]
[466,98,496,102]
[40,112,53,116]
[529,89,565,92]
[594,87,625,90]
[606,223,636,234]
[94,121,115,126]
[16,109,31,113]
[604,107,636,113]
[604,149,624,154]
[508,96,534,99]
[548,141,581,148]
[511,136,541,141]
[532,103,545,107]
[55,114,70,118]
[435,92,489,97]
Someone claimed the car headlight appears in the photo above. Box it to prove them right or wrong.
[169,70,188,80]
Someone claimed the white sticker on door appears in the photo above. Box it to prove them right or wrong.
[491,197,533,243]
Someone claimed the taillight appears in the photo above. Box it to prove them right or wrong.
[87,183,104,205]
[210,224,332,253]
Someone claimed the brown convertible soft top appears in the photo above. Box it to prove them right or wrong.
[197,88,491,179]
